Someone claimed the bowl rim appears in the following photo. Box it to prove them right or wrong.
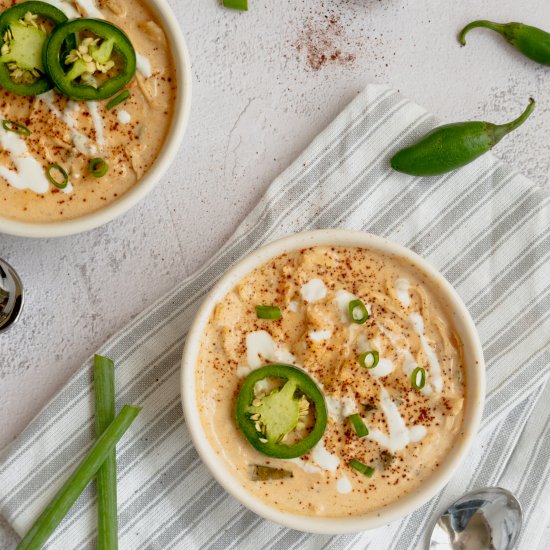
[180,228,486,534]
[0,0,192,238]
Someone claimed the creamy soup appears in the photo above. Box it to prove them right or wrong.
[0,0,177,222]
[197,246,465,517]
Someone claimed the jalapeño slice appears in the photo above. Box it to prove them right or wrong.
[0,1,69,96]
[44,18,136,101]
[235,364,327,459]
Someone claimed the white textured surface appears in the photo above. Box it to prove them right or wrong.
[1,0,549,547]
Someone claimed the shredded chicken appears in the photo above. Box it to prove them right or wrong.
[138,20,165,43]
[99,0,126,17]
[135,72,155,107]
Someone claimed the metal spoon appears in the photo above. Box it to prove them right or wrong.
[429,487,522,550]
[0,258,24,333]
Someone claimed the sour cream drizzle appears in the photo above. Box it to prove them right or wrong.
[325,394,357,421]
[309,329,332,342]
[87,102,105,147]
[336,476,353,494]
[117,110,131,124]
[136,53,153,78]
[246,330,297,369]
[311,439,340,471]
[0,123,50,193]
[39,91,98,157]
[333,289,357,323]
[395,278,411,307]
[300,279,327,303]
[409,313,443,393]
[368,387,427,453]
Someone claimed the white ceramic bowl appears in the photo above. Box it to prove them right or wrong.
[0,0,192,238]
[181,229,485,534]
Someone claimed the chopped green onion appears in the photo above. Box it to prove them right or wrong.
[94,355,118,550]
[16,404,141,550]
[411,367,426,390]
[348,299,369,324]
[46,164,69,189]
[2,119,31,136]
[349,459,375,478]
[358,351,379,369]
[88,158,109,178]
[106,90,130,110]
[223,0,248,10]
[255,305,282,320]
[348,413,369,438]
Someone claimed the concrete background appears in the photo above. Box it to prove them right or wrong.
[1,0,549,546]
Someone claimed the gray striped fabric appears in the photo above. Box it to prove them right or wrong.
[1,84,549,549]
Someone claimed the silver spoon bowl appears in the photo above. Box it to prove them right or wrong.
[0,258,24,333]
[429,487,522,550]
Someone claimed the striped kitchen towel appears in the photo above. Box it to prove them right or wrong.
[1,84,549,549]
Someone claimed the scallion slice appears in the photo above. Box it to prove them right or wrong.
[106,90,131,110]
[349,459,375,478]
[358,350,379,369]
[16,404,141,550]
[348,299,369,324]
[2,119,30,136]
[223,0,248,10]
[348,413,369,438]
[88,158,109,178]
[255,305,282,320]
[46,164,69,189]
[411,367,426,390]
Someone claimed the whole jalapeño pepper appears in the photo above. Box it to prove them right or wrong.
[390,98,535,177]
[460,20,550,66]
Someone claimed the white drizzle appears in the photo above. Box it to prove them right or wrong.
[300,279,327,303]
[409,313,443,393]
[395,278,411,307]
[336,476,353,494]
[325,395,357,421]
[333,289,357,323]
[0,124,50,193]
[39,92,97,156]
[289,458,321,474]
[288,300,299,312]
[368,387,427,453]
[87,102,105,147]
[311,439,340,471]
[136,53,153,78]
[117,110,131,124]
[308,329,332,342]
[246,330,296,369]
